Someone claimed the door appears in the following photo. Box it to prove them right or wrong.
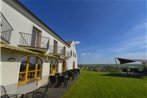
[63,46,66,56]
[31,27,41,47]
[73,62,75,69]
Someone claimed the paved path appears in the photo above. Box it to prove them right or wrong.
[47,76,79,98]
[27,75,80,98]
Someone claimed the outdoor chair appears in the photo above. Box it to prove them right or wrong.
[49,76,56,87]
[77,69,80,74]
[66,70,74,80]
[56,72,68,88]
[73,69,80,77]
[0,85,20,98]
[32,82,50,98]
[0,85,10,98]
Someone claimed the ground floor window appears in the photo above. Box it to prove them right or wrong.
[18,55,42,85]
[50,60,58,75]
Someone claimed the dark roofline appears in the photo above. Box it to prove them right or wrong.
[3,0,70,47]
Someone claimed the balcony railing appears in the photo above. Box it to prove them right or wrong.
[19,32,49,49]
[0,30,12,43]
[49,45,66,56]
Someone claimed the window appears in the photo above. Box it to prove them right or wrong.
[18,56,42,85]
[50,60,58,75]
[71,51,72,56]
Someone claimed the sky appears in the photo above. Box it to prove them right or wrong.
[20,0,147,64]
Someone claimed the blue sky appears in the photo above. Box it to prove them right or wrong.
[20,0,147,64]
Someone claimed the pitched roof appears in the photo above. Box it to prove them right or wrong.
[66,41,73,46]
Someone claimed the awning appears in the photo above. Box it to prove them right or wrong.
[116,58,147,64]
[1,44,69,60]
[0,44,39,55]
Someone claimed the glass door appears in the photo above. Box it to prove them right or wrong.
[54,40,58,54]
[31,27,41,47]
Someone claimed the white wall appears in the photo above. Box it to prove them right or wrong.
[1,1,68,49]
[0,61,2,85]
[1,0,78,94]
[67,41,78,70]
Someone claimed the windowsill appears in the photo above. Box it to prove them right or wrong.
[18,78,41,86]
[49,74,55,76]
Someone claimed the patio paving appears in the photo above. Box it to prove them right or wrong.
[27,75,80,98]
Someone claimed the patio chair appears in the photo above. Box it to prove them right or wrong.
[0,85,10,98]
[32,82,50,98]
[0,85,20,98]
[49,76,56,87]
[66,70,72,80]
[56,72,68,88]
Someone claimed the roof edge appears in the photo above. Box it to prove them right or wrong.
[3,0,70,47]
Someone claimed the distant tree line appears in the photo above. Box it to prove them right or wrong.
[78,64,144,72]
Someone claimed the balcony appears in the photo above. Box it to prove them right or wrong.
[19,32,49,52]
[0,30,12,44]
[49,45,66,56]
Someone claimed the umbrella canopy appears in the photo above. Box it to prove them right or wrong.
[116,58,147,64]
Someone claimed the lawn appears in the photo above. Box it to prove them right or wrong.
[63,70,147,98]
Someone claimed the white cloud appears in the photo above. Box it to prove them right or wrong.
[81,52,91,56]
[81,53,86,56]
[109,22,147,53]
[75,41,80,45]
[110,36,146,52]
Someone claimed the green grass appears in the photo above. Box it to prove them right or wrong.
[63,70,147,98]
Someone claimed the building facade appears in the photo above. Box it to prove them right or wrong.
[0,0,78,95]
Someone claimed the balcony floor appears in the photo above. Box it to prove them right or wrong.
[18,45,47,53]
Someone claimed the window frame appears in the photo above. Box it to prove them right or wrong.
[49,60,58,76]
[18,55,42,85]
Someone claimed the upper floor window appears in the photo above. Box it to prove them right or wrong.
[63,46,66,55]
[18,55,42,85]
[71,51,72,56]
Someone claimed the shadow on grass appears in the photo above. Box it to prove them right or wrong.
[101,72,143,79]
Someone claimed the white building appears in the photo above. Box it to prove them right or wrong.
[0,0,78,95]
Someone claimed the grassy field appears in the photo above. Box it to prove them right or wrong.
[63,70,147,98]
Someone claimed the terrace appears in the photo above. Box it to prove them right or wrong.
[19,32,50,52]
[49,45,66,56]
